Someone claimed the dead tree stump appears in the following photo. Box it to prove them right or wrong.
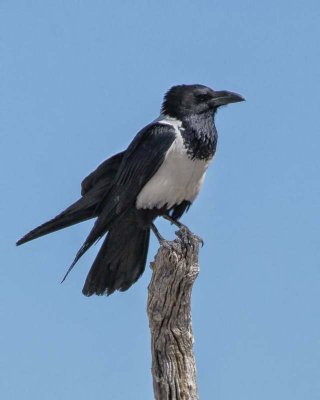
[147,228,201,400]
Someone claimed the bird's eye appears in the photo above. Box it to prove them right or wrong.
[195,93,211,102]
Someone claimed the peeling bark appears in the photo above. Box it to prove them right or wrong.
[147,228,201,400]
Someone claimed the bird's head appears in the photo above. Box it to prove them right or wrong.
[161,84,245,120]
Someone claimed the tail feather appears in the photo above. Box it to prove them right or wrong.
[16,196,98,246]
[16,151,124,247]
[82,212,150,296]
[60,200,120,282]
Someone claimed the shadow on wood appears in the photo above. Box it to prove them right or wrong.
[147,227,201,400]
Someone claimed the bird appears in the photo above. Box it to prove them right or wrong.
[17,84,244,296]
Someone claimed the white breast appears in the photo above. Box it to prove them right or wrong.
[136,117,211,210]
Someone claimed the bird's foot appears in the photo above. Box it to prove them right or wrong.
[163,215,204,247]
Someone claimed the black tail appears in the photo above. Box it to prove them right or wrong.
[82,211,150,296]
[16,196,97,246]
[16,151,125,247]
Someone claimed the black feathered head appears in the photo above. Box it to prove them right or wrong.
[161,84,244,119]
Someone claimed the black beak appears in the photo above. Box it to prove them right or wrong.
[211,90,245,107]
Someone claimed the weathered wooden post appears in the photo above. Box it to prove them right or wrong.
[147,228,201,400]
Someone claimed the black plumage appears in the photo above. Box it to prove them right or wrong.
[17,84,244,296]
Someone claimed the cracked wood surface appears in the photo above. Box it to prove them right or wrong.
[147,228,201,400]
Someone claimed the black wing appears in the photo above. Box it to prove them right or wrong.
[111,122,176,212]
[81,151,125,196]
[62,121,176,280]
[86,121,176,234]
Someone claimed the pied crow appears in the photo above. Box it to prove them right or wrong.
[17,84,244,296]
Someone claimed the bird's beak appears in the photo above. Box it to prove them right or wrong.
[210,90,245,107]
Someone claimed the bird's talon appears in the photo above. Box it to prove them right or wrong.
[197,236,204,247]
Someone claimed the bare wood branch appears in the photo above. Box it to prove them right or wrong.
[147,228,201,400]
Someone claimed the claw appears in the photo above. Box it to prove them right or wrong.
[155,216,203,248]
[196,235,204,247]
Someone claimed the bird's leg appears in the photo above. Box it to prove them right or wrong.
[150,223,165,242]
[162,214,188,230]
[162,215,204,247]
[150,223,172,249]
[150,223,173,250]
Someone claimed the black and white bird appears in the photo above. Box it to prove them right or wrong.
[17,84,244,296]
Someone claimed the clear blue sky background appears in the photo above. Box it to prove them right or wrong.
[1,1,319,399]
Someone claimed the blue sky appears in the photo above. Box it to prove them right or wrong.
[1,1,320,399]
